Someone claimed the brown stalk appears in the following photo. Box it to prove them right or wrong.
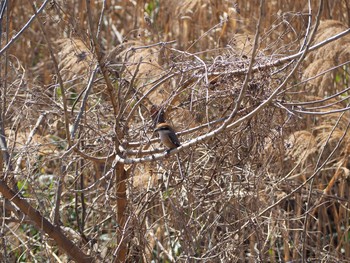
[85,1,129,261]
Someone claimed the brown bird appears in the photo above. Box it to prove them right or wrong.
[155,122,181,150]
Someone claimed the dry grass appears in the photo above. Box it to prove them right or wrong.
[1,0,350,262]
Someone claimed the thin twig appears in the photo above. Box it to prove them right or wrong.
[0,0,50,56]
[70,65,99,139]
[28,0,71,146]
[14,112,47,173]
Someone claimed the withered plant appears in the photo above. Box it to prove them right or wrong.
[1,1,350,262]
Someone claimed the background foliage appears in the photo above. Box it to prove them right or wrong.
[1,0,350,262]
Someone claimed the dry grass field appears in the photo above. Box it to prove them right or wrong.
[1,0,350,262]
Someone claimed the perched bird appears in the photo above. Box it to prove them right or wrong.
[155,123,181,150]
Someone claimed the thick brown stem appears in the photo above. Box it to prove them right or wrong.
[0,180,93,263]
[114,164,128,262]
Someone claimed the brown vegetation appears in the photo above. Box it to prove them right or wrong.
[1,0,350,262]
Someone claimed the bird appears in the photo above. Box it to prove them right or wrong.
[155,122,181,150]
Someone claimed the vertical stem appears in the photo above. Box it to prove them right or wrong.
[53,163,64,225]
[28,0,71,146]
[114,164,128,262]
[0,2,9,260]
